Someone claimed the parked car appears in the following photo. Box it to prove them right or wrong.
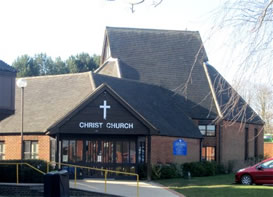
[235,157,273,185]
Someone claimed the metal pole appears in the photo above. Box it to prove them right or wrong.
[16,164,19,184]
[21,87,24,161]
[104,170,108,193]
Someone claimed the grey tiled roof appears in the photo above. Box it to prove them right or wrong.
[104,27,218,120]
[0,60,16,73]
[206,63,263,124]
[0,72,94,133]
[93,73,202,138]
[102,27,263,124]
[0,72,202,138]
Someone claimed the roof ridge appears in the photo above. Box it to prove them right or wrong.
[106,26,199,34]
[17,71,91,80]
[93,72,168,89]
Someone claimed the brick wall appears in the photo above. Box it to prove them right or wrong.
[151,136,200,164]
[221,121,264,170]
[0,134,50,161]
[264,143,273,158]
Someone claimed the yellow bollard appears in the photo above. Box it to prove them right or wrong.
[137,174,139,197]
[104,170,108,193]
[16,164,19,184]
[74,167,77,187]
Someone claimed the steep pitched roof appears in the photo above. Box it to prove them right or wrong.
[0,72,94,133]
[0,60,16,73]
[205,63,264,125]
[98,27,263,125]
[100,27,218,120]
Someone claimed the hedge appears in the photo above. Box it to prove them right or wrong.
[0,159,52,183]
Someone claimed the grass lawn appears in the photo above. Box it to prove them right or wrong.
[156,174,273,197]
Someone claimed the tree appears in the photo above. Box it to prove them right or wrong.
[233,81,273,134]
[213,0,273,80]
[106,0,163,12]
[34,53,55,75]
[12,53,100,77]
[254,84,273,134]
[54,57,69,75]
[12,55,39,77]
[66,53,99,73]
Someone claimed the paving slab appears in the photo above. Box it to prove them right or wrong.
[70,179,184,197]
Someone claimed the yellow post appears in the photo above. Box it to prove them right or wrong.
[104,170,108,193]
[137,174,139,197]
[74,167,77,187]
[16,164,19,184]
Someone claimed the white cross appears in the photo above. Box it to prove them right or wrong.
[100,100,111,120]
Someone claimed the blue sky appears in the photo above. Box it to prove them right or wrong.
[0,0,233,79]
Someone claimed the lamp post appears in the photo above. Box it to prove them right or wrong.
[16,78,27,161]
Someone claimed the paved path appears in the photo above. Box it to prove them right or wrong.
[70,179,185,197]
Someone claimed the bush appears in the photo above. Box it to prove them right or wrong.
[182,161,226,177]
[0,159,50,183]
[152,163,183,180]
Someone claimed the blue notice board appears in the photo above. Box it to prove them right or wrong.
[173,139,187,156]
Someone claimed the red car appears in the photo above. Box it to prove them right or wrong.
[235,157,273,185]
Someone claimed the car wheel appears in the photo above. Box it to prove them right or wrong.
[241,174,252,185]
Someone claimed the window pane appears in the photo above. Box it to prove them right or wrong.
[62,140,69,162]
[31,142,38,159]
[24,141,31,153]
[130,141,136,163]
[198,125,206,135]
[122,141,129,163]
[50,138,56,162]
[116,141,122,163]
[0,142,5,160]
[206,147,215,161]
[69,140,76,162]
[138,141,145,163]
[76,140,83,162]
[207,125,216,136]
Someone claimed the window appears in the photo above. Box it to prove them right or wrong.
[138,138,146,163]
[202,146,216,161]
[261,160,273,169]
[245,128,249,161]
[254,129,258,158]
[0,142,5,160]
[24,141,38,159]
[50,138,56,162]
[198,125,216,136]
[62,140,83,163]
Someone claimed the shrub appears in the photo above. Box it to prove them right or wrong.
[182,161,226,177]
[0,159,50,183]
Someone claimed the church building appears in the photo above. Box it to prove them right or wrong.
[0,27,264,178]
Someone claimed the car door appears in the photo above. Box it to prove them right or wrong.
[255,160,273,184]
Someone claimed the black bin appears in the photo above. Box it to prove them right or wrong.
[44,170,69,197]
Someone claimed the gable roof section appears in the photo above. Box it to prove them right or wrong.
[47,83,157,135]
[205,63,264,125]
[94,58,121,78]
[101,27,218,120]
[0,72,94,133]
[93,73,203,138]
[0,60,16,73]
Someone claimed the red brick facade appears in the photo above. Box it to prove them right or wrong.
[0,134,50,161]
[220,121,264,170]
[151,136,200,164]
[264,143,273,158]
